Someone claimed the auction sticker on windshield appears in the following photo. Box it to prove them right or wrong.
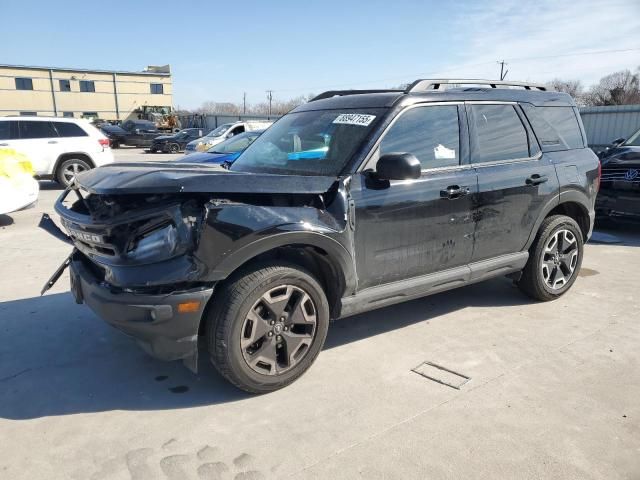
[333,114,376,127]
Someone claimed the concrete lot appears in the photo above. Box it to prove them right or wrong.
[1,149,639,479]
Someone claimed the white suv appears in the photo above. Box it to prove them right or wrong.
[0,117,114,187]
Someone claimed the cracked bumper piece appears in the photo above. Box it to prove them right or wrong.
[70,256,214,367]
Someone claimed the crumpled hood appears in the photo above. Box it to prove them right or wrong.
[75,162,337,195]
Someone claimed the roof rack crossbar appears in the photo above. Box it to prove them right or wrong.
[309,89,402,102]
[406,79,547,93]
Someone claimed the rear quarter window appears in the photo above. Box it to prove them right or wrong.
[54,122,88,137]
[522,105,584,150]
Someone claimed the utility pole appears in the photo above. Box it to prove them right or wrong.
[243,92,247,114]
[498,60,509,81]
[266,90,273,117]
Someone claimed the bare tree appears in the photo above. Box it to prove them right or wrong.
[583,68,640,106]
[547,78,583,98]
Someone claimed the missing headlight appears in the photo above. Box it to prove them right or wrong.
[128,224,177,262]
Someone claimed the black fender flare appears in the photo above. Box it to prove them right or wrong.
[524,189,593,250]
[208,230,357,295]
[53,151,95,174]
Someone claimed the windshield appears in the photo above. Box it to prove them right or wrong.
[230,109,384,176]
[209,132,260,154]
[625,127,640,146]
[205,124,233,138]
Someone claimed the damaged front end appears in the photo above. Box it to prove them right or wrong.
[43,186,215,371]
[40,164,352,373]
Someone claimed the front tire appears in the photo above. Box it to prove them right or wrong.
[207,262,330,393]
[56,158,91,187]
[517,215,584,301]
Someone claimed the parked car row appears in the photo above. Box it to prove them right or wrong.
[99,119,273,153]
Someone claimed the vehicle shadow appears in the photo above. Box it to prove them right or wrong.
[0,214,14,227]
[0,277,527,420]
[591,224,640,247]
[38,180,64,191]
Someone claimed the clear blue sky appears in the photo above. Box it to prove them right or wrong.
[2,0,638,109]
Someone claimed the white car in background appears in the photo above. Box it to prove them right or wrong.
[184,120,273,154]
[0,117,114,187]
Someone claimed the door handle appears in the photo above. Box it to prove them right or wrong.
[48,140,58,144]
[526,174,548,186]
[0,143,8,146]
[440,185,470,200]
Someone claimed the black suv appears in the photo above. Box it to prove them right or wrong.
[42,79,599,393]
[596,127,640,222]
[100,120,160,148]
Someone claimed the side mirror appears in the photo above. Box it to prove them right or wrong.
[611,137,625,147]
[375,153,421,180]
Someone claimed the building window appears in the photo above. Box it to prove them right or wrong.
[62,112,74,118]
[19,112,37,116]
[15,78,34,90]
[150,83,164,94]
[79,80,95,93]
[59,79,71,92]
[82,112,98,119]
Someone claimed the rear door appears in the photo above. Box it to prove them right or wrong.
[468,103,559,262]
[352,103,478,288]
[11,120,63,175]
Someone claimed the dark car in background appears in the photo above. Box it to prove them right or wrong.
[100,120,160,148]
[173,130,263,164]
[149,128,206,153]
[596,127,640,222]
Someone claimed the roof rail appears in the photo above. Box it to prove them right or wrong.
[309,89,402,102]
[406,79,548,93]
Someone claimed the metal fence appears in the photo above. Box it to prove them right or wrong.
[178,113,282,131]
[176,107,640,152]
[579,105,640,151]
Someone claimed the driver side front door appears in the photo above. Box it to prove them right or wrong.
[351,104,478,289]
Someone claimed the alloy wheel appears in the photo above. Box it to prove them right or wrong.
[62,162,88,185]
[540,229,579,290]
[240,285,317,375]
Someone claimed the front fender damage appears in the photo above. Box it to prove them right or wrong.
[40,177,351,373]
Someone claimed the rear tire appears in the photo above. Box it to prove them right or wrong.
[56,158,92,187]
[206,262,330,393]
[517,215,584,301]
[169,143,180,153]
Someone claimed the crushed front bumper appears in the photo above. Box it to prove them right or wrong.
[70,253,214,371]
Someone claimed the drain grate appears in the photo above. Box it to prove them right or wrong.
[411,362,471,390]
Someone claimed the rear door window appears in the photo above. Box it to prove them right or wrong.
[53,122,88,137]
[469,105,529,163]
[522,105,584,150]
[18,121,59,139]
[380,105,460,169]
[0,121,17,140]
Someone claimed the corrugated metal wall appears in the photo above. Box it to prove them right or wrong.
[579,105,640,151]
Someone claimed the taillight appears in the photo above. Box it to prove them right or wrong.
[596,159,602,192]
[98,138,110,149]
